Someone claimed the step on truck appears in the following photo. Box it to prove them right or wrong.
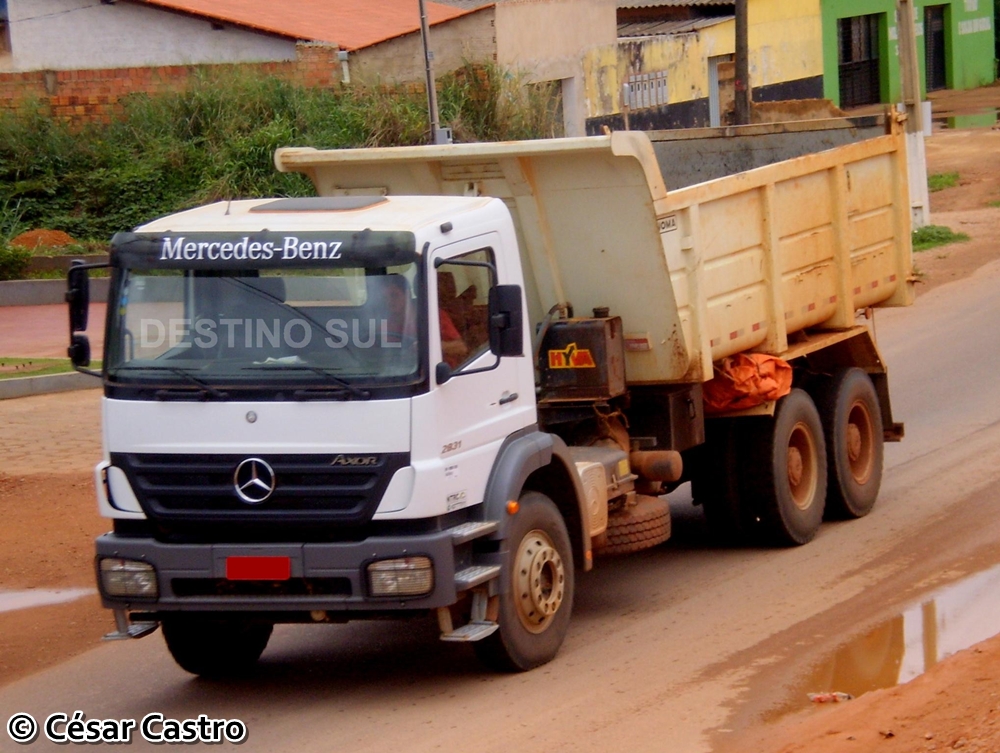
[67,119,914,675]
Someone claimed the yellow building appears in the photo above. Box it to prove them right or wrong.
[584,0,825,132]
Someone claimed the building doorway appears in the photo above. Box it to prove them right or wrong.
[924,5,947,92]
[708,54,733,127]
[837,14,882,108]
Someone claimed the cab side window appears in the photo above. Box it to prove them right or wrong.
[437,248,494,369]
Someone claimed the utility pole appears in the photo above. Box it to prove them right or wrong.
[418,0,450,144]
[734,0,751,125]
[896,0,930,227]
[896,0,923,133]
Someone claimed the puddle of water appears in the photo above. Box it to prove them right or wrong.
[932,109,1000,130]
[0,588,95,613]
[773,562,1000,718]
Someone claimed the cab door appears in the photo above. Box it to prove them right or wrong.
[401,233,535,520]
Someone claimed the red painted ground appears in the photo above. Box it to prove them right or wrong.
[0,304,106,359]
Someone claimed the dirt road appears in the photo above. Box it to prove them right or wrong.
[1,128,999,752]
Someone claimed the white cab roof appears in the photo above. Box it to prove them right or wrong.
[137,195,497,236]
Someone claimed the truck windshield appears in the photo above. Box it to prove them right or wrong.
[105,231,425,396]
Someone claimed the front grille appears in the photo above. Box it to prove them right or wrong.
[111,452,409,529]
[172,577,352,598]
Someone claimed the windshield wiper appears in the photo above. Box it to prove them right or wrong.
[227,276,298,311]
[225,277,363,364]
[242,364,371,400]
[119,365,228,400]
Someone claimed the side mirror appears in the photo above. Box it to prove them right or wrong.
[488,285,524,358]
[65,260,108,377]
[68,333,91,368]
[66,262,90,333]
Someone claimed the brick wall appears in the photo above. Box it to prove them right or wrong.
[0,43,343,124]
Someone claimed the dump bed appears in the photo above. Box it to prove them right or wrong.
[275,124,913,385]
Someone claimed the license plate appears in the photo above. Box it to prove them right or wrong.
[226,556,291,580]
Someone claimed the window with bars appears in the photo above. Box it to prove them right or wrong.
[837,14,882,108]
[624,71,668,110]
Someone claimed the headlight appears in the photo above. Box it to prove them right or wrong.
[99,558,158,598]
[367,556,433,597]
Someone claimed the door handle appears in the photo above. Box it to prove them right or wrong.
[499,392,519,405]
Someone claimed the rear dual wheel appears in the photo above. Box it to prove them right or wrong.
[815,368,884,519]
[696,374,883,546]
[692,419,754,544]
[744,389,828,546]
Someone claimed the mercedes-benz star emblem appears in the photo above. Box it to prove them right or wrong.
[233,458,276,504]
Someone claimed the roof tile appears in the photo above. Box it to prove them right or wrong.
[138,0,488,51]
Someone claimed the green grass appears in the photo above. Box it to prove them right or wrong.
[0,358,90,380]
[912,224,970,252]
[20,268,110,279]
[928,172,960,192]
[988,199,1000,208]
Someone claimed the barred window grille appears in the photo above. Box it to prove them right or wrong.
[624,71,668,110]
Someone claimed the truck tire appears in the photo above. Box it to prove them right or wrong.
[162,615,273,678]
[814,368,884,519]
[692,419,754,544]
[600,495,671,555]
[743,389,827,546]
[474,492,574,672]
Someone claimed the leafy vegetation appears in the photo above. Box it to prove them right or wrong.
[0,65,561,245]
[927,172,960,192]
[912,224,969,252]
[0,243,30,281]
[20,241,107,257]
[0,202,31,280]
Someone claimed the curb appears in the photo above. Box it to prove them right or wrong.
[0,278,110,307]
[0,371,102,400]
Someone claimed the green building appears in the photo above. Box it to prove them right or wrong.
[821,0,996,107]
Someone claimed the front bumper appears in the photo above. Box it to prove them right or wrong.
[96,528,477,614]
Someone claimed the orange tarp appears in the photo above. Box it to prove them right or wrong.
[703,353,792,414]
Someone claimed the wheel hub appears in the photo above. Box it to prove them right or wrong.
[846,400,875,484]
[846,423,862,462]
[787,421,817,511]
[514,530,565,634]
[787,446,804,487]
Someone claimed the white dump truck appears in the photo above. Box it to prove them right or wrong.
[67,120,913,675]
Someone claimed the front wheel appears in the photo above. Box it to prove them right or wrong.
[162,615,273,678]
[474,492,574,672]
